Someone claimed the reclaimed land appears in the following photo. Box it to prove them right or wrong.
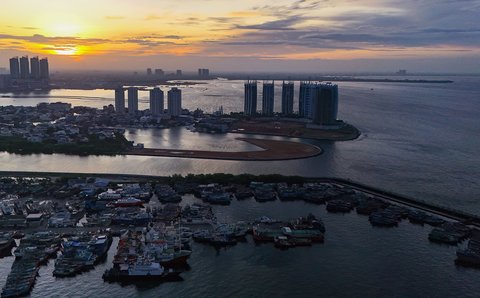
[230,119,360,141]
[127,138,322,161]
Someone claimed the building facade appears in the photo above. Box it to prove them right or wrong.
[39,58,49,80]
[299,81,317,118]
[167,87,182,116]
[114,87,125,113]
[19,56,29,79]
[127,87,138,114]
[312,83,339,126]
[9,57,20,79]
[150,87,164,116]
[244,81,257,116]
[281,81,294,115]
[262,81,275,115]
[30,57,40,79]
[198,68,209,77]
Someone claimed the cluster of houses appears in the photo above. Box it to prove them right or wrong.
[0,103,125,144]
[0,176,150,229]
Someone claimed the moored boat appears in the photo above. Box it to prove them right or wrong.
[107,197,144,208]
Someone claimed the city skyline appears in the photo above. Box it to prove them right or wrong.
[0,0,479,73]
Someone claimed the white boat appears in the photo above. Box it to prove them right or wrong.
[108,197,144,208]
[98,190,122,201]
[127,260,164,276]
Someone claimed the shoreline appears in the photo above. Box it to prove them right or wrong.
[0,77,456,93]
[229,120,361,141]
[228,126,360,141]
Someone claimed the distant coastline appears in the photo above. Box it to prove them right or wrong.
[0,76,454,93]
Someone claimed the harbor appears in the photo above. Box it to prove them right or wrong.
[0,173,479,296]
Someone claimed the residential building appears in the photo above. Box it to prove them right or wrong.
[150,87,164,116]
[30,56,40,79]
[312,83,339,126]
[39,58,49,80]
[281,81,294,115]
[114,87,125,113]
[127,87,138,114]
[244,80,257,116]
[198,68,209,77]
[167,87,182,116]
[19,56,29,79]
[262,81,274,115]
[9,57,20,79]
[299,81,317,118]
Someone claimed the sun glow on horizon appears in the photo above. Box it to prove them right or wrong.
[53,47,78,56]
[0,0,477,72]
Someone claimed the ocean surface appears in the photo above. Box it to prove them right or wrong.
[0,76,480,297]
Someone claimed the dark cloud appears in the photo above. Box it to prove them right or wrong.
[204,0,480,52]
[162,35,183,39]
[235,15,305,31]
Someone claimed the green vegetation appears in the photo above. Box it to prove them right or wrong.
[0,133,132,156]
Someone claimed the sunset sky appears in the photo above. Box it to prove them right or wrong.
[1,0,479,72]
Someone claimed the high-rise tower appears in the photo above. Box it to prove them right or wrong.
[281,81,294,115]
[114,87,125,114]
[9,57,20,79]
[127,87,138,114]
[30,57,40,79]
[299,81,316,118]
[39,58,49,81]
[312,83,339,126]
[150,87,164,116]
[19,56,29,79]
[262,81,274,115]
[167,87,182,116]
[244,80,257,116]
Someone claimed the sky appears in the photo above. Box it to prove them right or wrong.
[1,0,479,73]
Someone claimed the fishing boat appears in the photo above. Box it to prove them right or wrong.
[107,197,144,208]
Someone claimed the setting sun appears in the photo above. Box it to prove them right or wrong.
[53,46,78,56]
